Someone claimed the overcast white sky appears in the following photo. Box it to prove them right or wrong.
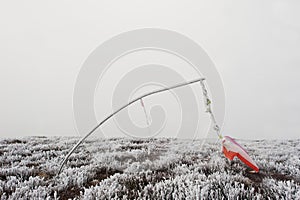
[0,1,299,139]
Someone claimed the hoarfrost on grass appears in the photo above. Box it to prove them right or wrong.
[0,137,299,199]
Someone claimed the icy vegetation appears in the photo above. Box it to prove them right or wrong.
[0,137,299,199]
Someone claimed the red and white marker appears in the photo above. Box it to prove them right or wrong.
[222,136,259,172]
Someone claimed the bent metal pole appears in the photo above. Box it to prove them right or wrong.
[58,78,205,174]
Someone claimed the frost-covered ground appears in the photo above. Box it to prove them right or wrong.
[0,137,299,200]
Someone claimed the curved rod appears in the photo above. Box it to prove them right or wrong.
[58,77,205,174]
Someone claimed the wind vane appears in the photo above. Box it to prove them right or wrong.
[58,77,259,174]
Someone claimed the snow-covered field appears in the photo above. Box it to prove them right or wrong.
[0,137,299,199]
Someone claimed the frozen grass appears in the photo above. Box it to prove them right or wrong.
[0,137,299,199]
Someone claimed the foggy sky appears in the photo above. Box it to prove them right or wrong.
[0,0,299,139]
